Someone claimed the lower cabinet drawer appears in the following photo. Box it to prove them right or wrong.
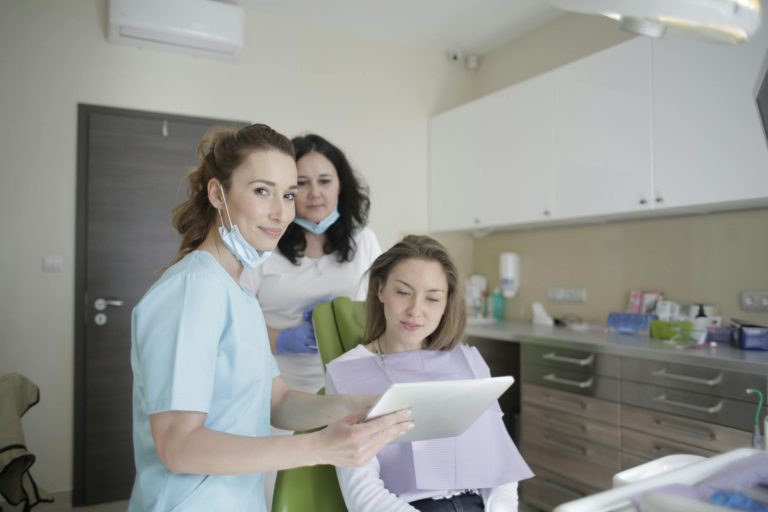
[621,404,752,453]
[524,363,620,401]
[523,383,620,425]
[521,464,598,512]
[621,380,757,430]
[621,427,718,460]
[621,357,765,402]
[521,422,620,490]
[523,401,619,448]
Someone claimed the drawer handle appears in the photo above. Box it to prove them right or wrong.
[543,414,587,433]
[543,373,594,389]
[544,435,587,456]
[542,352,595,366]
[651,368,723,386]
[654,419,715,441]
[542,394,588,410]
[651,444,679,457]
[652,394,723,415]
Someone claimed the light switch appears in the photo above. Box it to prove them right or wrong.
[42,255,63,272]
[548,287,587,303]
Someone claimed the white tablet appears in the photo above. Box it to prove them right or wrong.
[361,376,514,443]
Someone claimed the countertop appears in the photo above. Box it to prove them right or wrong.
[466,320,768,374]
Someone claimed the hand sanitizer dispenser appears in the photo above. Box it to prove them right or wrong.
[500,252,519,299]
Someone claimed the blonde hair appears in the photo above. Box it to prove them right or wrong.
[170,123,293,265]
[363,235,466,350]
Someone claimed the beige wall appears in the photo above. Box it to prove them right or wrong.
[0,0,477,492]
[477,13,634,96]
[474,209,768,325]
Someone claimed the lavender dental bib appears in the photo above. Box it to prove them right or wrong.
[327,345,533,495]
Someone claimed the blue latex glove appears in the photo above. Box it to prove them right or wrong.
[276,322,318,354]
[302,297,332,322]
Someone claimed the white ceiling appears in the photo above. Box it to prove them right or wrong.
[242,0,563,55]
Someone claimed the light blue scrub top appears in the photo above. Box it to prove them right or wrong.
[129,251,279,512]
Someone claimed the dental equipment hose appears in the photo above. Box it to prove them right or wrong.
[747,388,764,449]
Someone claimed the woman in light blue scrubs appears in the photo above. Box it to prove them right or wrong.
[129,123,413,512]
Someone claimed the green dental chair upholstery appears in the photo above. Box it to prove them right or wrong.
[270,297,366,512]
[271,465,346,512]
[312,296,367,368]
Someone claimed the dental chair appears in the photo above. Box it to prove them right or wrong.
[271,297,366,512]
[313,297,367,368]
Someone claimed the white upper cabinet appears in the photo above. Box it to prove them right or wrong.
[429,101,484,232]
[429,28,768,233]
[480,72,555,226]
[552,37,653,219]
[429,72,555,231]
[652,30,768,209]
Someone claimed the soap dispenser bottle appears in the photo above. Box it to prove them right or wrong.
[693,304,709,344]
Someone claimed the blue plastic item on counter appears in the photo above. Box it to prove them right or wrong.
[731,319,768,350]
[607,312,657,334]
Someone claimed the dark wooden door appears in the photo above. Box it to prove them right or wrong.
[73,106,244,505]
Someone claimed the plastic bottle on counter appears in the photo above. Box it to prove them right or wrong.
[490,287,505,321]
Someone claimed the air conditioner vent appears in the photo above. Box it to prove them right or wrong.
[108,0,244,58]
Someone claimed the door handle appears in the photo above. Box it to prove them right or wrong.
[94,298,124,311]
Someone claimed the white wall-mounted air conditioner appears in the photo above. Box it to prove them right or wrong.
[108,0,245,58]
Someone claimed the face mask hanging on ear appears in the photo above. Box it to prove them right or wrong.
[217,185,272,269]
[293,209,340,235]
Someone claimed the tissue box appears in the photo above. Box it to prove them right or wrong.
[730,319,768,350]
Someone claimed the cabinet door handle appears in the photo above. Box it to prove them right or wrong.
[541,394,587,410]
[544,435,587,456]
[650,443,680,457]
[652,367,723,386]
[653,419,715,441]
[652,394,723,415]
[542,352,594,366]
[543,414,587,433]
[543,373,594,389]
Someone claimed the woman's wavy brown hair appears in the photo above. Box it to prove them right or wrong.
[170,123,294,265]
[363,235,466,351]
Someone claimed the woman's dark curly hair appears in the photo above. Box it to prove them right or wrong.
[277,134,371,264]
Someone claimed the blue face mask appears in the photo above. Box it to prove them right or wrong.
[293,209,340,235]
[217,185,272,269]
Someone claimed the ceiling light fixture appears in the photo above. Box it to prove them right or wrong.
[551,0,762,43]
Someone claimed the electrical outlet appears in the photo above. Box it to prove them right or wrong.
[548,287,587,303]
[741,291,768,312]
